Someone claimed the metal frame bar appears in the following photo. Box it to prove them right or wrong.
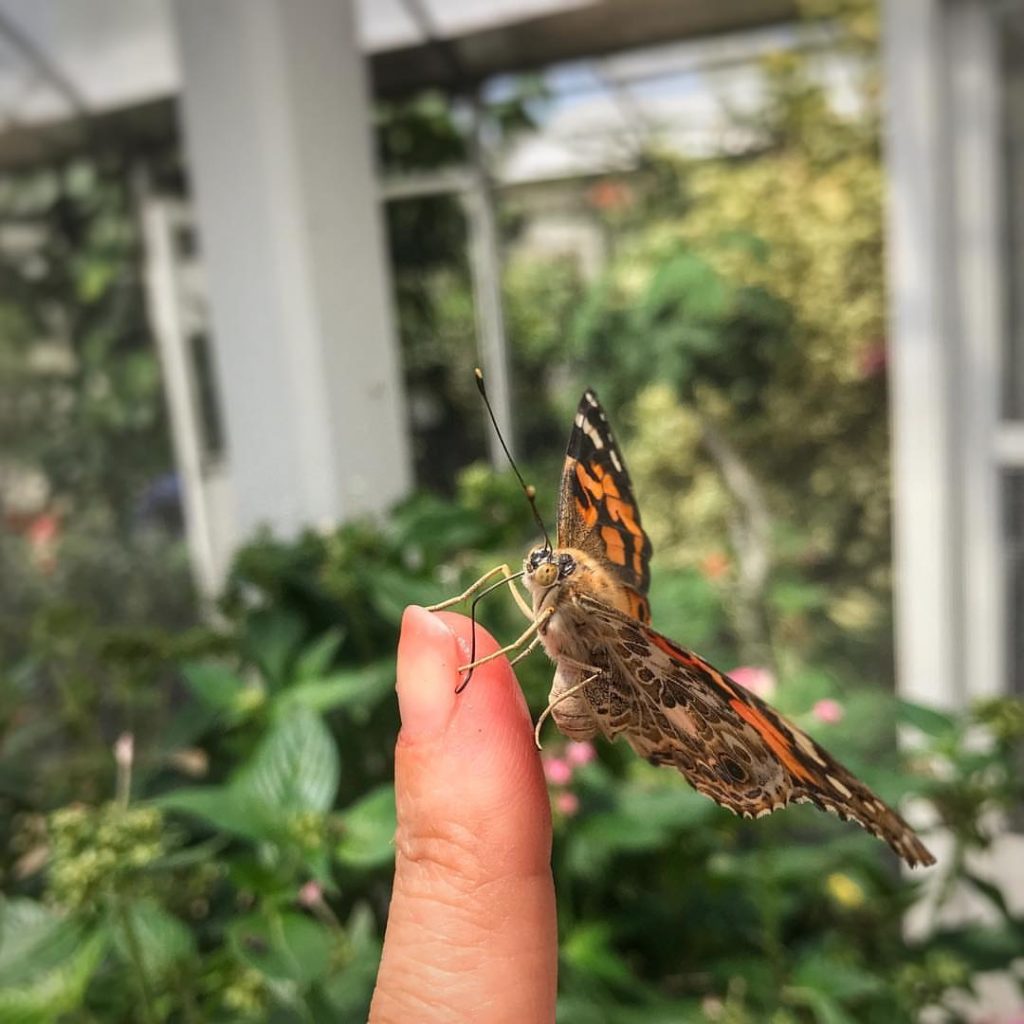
[137,186,222,601]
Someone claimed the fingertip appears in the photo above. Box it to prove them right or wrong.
[395,608,544,812]
[431,610,535,730]
[396,606,459,741]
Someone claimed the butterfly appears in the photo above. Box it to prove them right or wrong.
[434,380,935,868]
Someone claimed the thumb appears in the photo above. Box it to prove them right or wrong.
[369,606,557,1024]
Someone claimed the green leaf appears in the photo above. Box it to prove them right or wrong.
[363,566,443,624]
[144,836,229,872]
[897,700,957,738]
[238,709,340,814]
[316,904,382,1020]
[562,922,635,987]
[273,660,394,717]
[112,900,195,979]
[227,855,296,902]
[0,900,64,982]
[245,609,306,688]
[336,786,396,868]
[156,785,287,843]
[228,912,331,985]
[647,569,725,650]
[567,783,717,875]
[0,905,106,1022]
[786,986,859,1024]
[929,921,1024,970]
[181,661,245,710]
[643,252,725,325]
[792,950,884,1002]
[294,629,344,681]
[770,577,828,615]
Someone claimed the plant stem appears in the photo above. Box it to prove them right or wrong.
[177,968,201,1024]
[117,899,159,1024]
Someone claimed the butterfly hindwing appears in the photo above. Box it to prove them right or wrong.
[573,595,935,868]
[557,390,653,619]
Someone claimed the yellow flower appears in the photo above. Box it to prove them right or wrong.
[826,872,865,909]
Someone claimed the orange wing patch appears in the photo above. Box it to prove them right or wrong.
[576,498,598,529]
[575,462,605,500]
[575,462,646,578]
[600,525,627,566]
[729,700,814,783]
[649,631,703,670]
[624,590,651,623]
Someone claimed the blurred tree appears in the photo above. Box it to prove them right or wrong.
[571,0,891,679]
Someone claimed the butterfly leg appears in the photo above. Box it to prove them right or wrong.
[533,669,602,750]
[456,607,554,675]
[427,563,533,621]
[510,633,543,667]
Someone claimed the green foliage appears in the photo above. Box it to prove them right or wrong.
[0,482,1021,1021]
[0,157,177,521]
[0,151,198,844]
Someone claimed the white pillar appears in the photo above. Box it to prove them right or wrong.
[171,0,411,542]
[882,0,962,708]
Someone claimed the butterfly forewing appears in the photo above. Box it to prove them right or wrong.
[556,390,653,622]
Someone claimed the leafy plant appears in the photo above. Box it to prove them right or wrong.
[0,481,1020,1021]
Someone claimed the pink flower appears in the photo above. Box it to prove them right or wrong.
[554,792,579,816]
[26,513,59,545]
[813,699,845,724]
[729,666,776,700]
[542,757,572,786]
[298,881,323,907]
[25,512,60,573]
[566,741,596,767]
[857,340,887,379]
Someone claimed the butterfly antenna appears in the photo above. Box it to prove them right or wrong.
[475,368,552,552]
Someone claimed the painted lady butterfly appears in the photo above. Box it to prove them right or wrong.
[432,379,935,868]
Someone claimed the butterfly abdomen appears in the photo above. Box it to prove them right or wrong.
[548,664,599,741]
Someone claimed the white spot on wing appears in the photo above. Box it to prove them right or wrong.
[609,447,623,472]
[794,730,826,765]
[581,418,604,449]
[827,774,853,798]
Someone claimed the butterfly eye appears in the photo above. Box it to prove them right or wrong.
[527,548,547,570]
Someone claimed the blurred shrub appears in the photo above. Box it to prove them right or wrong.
[0,481,1021,1021]
[0,149,198,811]
[2,3,1021,1021]
[0,156,178,522]
[553,4,893,684]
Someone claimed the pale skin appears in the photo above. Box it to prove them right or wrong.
[369,605,558,1023]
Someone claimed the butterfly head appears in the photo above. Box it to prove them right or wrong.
[525,547,576,590]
